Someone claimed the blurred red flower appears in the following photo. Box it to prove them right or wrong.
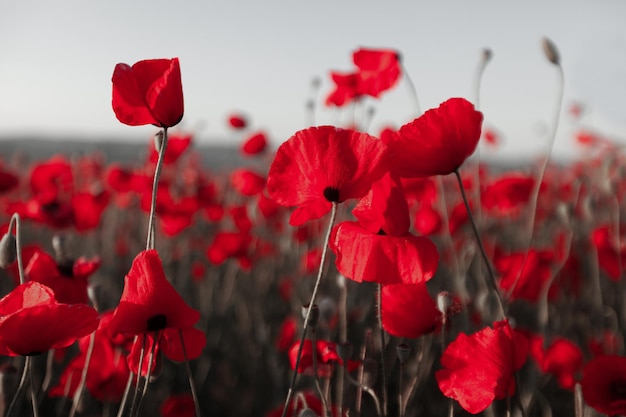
[481,174,535,217]
[162,394,196,417]
[288,339,357,377]
[112,58,184,128]
[592,225,626,281]
[0,282,99,356]
[241,131,268,156]
[227,113,248,130]
[109,250,200,336]
[581,355,626,416]
[267,126,390,226]
[352,47,401,99]
[230,168,266,197]
[528,334,582,390]
[436,320,528,414]
[325,71,360,107]
[381,282,440,338]
[148,133,192,165]
[383,98,483,177]
[494,248,555,302]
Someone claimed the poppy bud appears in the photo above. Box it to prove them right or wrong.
[396,343,411,364]
[437,291,453,317]
[154,131,164,154]
[542,37,560,66]
[337,341,353,363]
[302,303,319,329]
[482,48,493,63]
[0,233,16,268]
[52,234,70,263]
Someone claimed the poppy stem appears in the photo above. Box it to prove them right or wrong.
[310,329,330,417]
[376,284,388,417]
[115,371,134,417]
[179,329,202,417]
[400,62,421,116]
[453,169,507,320]
[473,48,492,111]
[69,330,97,417]
[344,371,382,417]
[146,128,169,250]
[28,359,39,417]
[6,356,30,417]
[135,331,159,417]
[129,334,147,417]
[7,213,25,284]
[280,202,338,417]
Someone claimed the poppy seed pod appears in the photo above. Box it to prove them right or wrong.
[0,234,16,269]
[396,343,411,364]
[336,341,353,363]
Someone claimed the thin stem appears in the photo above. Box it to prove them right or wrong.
[280,203,338,417]
[115,371,135,417]
[345,372,382,417]
[179,329,202,417]
[400,61,421,116]
[69,330,97,417]
[310,330,329,417]
[135,331,159,417]
[129,334,147,417]
[6,357,29,417]
[376,284,388,417]
[398,362,404,417]
[146,128,169,250]
[454,169,507,320]
[29,360,39,417]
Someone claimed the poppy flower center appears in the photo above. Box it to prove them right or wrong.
[323,187,340,203]
[56,259,75,278]
[610,380,626,398]
[147,314,167,331]
[42,200,61,214]
[377,229,387,236]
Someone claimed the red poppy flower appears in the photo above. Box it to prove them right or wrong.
[351,171,410,237]
[25,250,100,305]
[112,58,184,128]
[72,190,110,232]
[352,47,401,99]
[592,225,626,281]
[383,98,483,177]
[267,126,390,226]
[581,355,626,416]
[206,231,252,270]
[381,282,440,338]
[436,320,528,414]
[241,131,268,156]
[528,334,582,390]
[330,221,439,285]
[325,71,360,107]
[49,311,130,402]
[494,248,555,302]
[228,113,247,130]
[288,340,357,378]
[109,250,200,336]
[0,282,99,356]
[0,165,19,194]
[414,203,443,236]
[482,127,500,146]
[148,133,192,165]
[276,316,297,352]
[230,168,266,197]
[481,174,534,217]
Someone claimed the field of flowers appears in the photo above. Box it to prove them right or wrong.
[0,42,625,417]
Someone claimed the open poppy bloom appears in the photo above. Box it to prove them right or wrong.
[383,98,483,177]
[267,126,390,226]
[112,58,184,128]
[352,47,401,99]
[109,250,200,336]
[436,320,528,414]
[25,249,100,305]
[381,282,440,338]
[0,282,99,356]
[288,339,358,377]
[581,355,626,415]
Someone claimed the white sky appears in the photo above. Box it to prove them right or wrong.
[1,0,625,160]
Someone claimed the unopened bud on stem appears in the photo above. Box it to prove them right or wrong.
[542,37,560,66]
[0,234,16,269]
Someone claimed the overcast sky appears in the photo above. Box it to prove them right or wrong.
[1,0,625,160]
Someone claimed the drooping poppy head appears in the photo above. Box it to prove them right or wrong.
[581,355,626,416]
[436,320,528,414]
[109,250,200,336]
[383,98,483,177]
[267,126,390,226]
[0,282,99,356]
[112,58,184,128]
[330,221,439,285]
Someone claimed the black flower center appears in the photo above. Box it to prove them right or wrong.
[611,380,626,398]
[323,187,340,203]
[41,200,61,214]
[377,229,387,236]
[56,259,75,278]
[147,314,167,331]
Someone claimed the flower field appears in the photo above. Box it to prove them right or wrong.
[0,44,625,417]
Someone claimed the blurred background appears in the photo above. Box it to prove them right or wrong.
[0,0,625,161]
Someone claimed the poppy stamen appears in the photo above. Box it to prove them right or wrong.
[323,187,340,202]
